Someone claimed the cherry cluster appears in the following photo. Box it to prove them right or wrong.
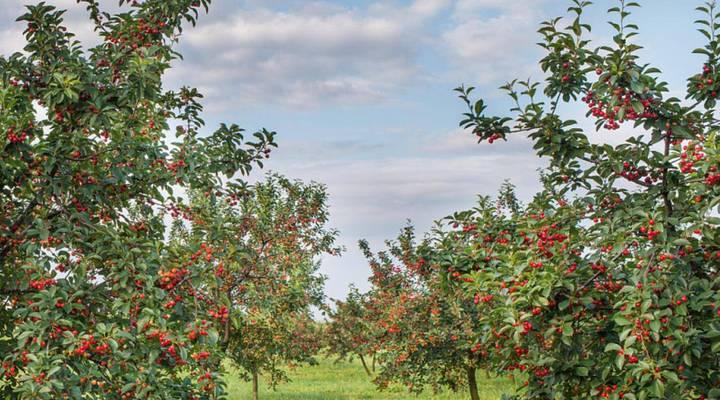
[473,293,494,304]
[706,172,720,186]
[74,336,111,357]
[49,324,77,340]
[638,219,661,241]
[620,161,658,185]
[528,261,544,269]
[582,88,658,131]
[208,306,229,323]
[1,361,16,378]
[146,330,186,366]
[105,15,167,52]
[679,142,705,174]
[190,351,210,361]
[595,384,621,399]
[6,127,28,144]
[521,321,533,335]
[158,267,189,291]
[167,203,192,220]
[186,321,210,342]
[196,371,216,393]
[29,278,56,291]
[191,243,214,263]
[533,367,550,379]
[693,64,719,98]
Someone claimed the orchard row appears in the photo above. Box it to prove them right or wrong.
[327,1,720,400]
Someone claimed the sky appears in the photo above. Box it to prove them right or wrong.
[0,0,709,302]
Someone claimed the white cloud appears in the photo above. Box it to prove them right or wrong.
[167,1,451,109]
[0,0,555,303]
[0,26,24,55]
[270,145,546,300]
[409,0,454,18]
[0,0,116,54]
[442,0,548,84]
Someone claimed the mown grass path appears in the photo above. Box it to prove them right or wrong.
[226,358,513,399]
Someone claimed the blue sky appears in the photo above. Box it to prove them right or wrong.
[0,0,708,301]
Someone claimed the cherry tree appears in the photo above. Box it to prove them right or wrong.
[0,1,274,398]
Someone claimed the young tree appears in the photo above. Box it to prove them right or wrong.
[358,226,487,400]
[0,1,275,398]
[169,174,339,400]
[453,0,720,398]
[432,183,587,399]
[324,286,379,376]
[229,310,323,400]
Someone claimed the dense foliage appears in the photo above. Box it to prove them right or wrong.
[170,174,339,399]
[324,287,378,376]
[0,1,278,398]
[329,1,720,399]
[354,227,488,399]
[451,0,720,397]
[7,0,720,399]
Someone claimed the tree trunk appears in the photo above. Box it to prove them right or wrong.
[252,371,259,400]
[359,354,372,376]
[467,367,480,400]
[371,353,376,372]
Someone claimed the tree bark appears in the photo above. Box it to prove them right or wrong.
[467,367,480,400]
[371,353,376,372]
[252,371,259,400]
[358,354,372,376]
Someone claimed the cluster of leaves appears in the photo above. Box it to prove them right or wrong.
[326,226,489,400]
[333,1,720,400]
[454,1,720,399]
[0,1,338,399]
[323,287,380,376]
[168,174,340,398]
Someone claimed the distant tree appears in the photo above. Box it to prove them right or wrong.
[169,174,340,400]
[357,226,488,400]
[324,286,379,376]
[229,310,323,400]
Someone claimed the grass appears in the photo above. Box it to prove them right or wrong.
[225,358,514,400]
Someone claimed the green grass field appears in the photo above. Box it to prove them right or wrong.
[225,358,514,400]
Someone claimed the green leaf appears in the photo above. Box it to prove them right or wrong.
[605,343,622,352]
[614,315,632,326]
[711,341,720,353]
[650,380,665,398]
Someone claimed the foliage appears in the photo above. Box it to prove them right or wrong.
[337,2,720,399]
[0,1,276,398]
[169,174,340,394]
[451,0,720,398]
[350,226,487,399]
[324,287,379,376]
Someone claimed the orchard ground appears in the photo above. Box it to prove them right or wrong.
[225,358,514,399]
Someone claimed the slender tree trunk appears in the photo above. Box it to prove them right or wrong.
[467,367,480,400]
[371,353,376,372]
[252,371,259,400]
[358,354,372,376]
